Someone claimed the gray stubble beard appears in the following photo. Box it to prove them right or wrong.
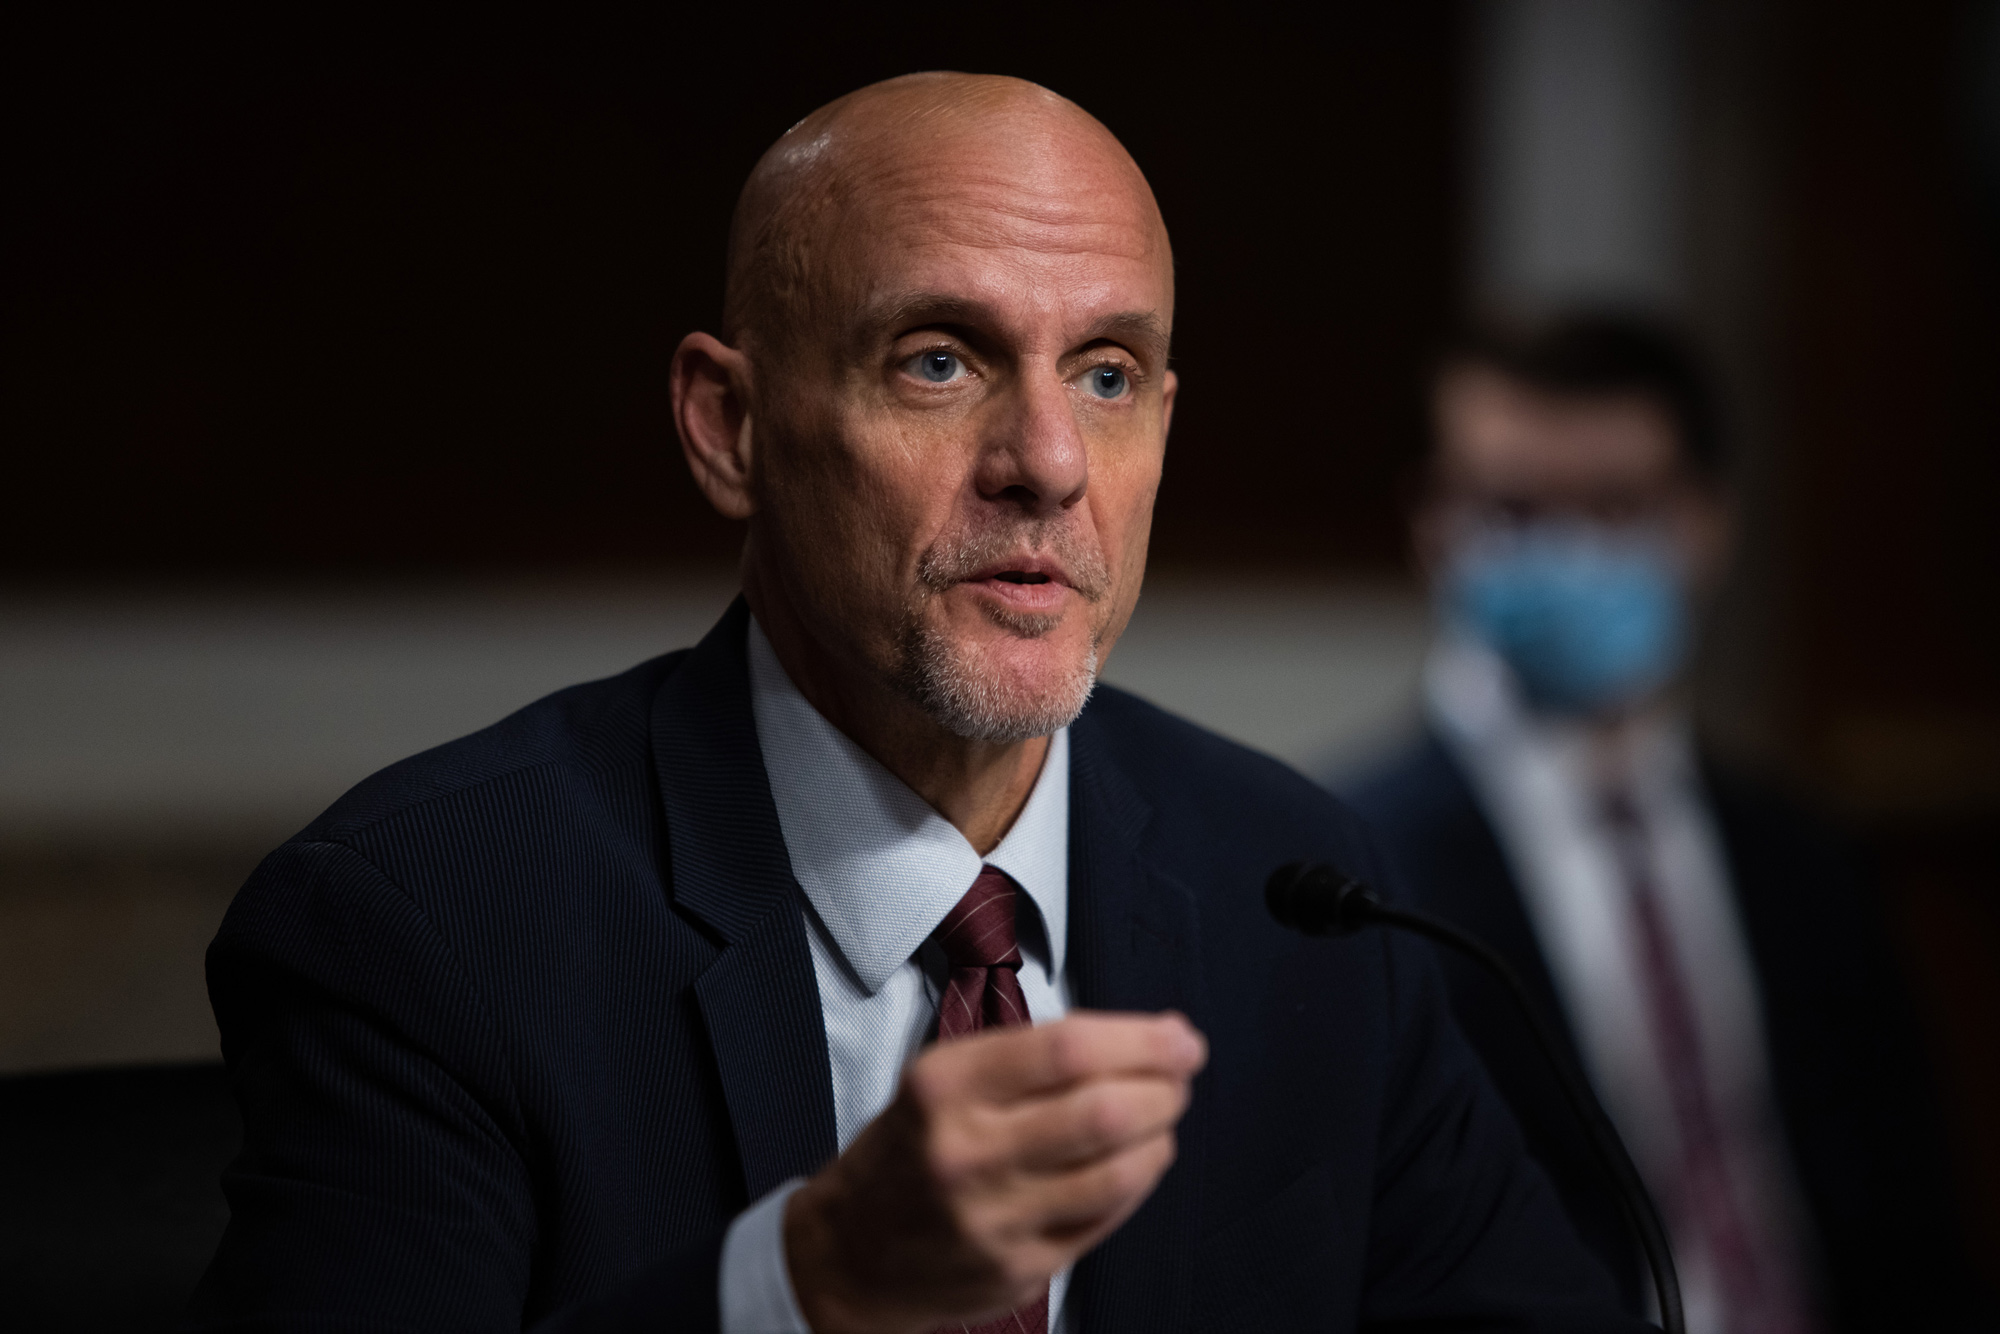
[890,522,1112,744]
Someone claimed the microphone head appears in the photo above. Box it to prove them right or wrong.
[1266,862,1382,937]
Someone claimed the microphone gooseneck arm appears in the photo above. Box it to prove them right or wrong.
[1267,862,1685,1334]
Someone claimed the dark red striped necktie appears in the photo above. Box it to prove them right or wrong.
[1602,790,1814,1334]
[928,866,1048,1334]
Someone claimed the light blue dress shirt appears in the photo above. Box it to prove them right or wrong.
[719,618,1075,1333]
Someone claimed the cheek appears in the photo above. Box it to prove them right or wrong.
[780,410,967,587]
[1086,446,1162,653]
[1091,433,1165,559]
[857,422,970,553]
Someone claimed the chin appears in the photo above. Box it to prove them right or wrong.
[892,606,1100,744]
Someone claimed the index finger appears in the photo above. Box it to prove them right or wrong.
[923,1010,1207,1104]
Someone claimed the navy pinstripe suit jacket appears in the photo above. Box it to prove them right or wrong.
[188,600,1640,1332]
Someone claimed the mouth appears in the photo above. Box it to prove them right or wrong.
[966,555,1071,587]
[959,556,1073,612]
[976,560,1072,588]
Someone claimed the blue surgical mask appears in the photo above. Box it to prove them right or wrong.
[1442,521,1689,715]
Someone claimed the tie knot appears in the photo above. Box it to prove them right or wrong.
[935,866,1023,971]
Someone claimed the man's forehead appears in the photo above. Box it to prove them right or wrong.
[1440,368,1680,488]
[859,164,1163,254]
[825,157,1171,338]
[725,74,1172,352]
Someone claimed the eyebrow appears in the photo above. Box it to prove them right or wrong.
[859,292,1173,363]
[1078,311,1173,361]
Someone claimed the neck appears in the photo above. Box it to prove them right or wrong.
[745,573,1048,857]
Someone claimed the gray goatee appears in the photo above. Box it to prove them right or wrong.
[891,520,1111,743]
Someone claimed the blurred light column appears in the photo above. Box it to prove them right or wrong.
[1473,0,1690,315]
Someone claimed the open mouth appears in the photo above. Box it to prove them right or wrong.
[957,559,1070,613]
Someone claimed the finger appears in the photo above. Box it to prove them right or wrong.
[917,1011,1206,1106]
[942,1131,1180,1287]
[963,1072,1191,1174]
[1003,1130,1179,1243]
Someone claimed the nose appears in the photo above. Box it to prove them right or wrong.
[974,366,1089,518]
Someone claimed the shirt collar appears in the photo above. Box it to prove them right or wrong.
[1424,632,1696,801]
[746,617,1070,995]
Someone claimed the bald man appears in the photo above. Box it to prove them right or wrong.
[191,75,1643,1333]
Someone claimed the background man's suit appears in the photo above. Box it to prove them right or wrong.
[1345,733,1994,1332]
[189,602,1640,1331]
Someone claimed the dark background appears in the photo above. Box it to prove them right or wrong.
[7,10,1462,577]
[1774,1,2000,1283]
[5,0,1998,1298]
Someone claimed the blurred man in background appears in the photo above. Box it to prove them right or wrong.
[1338,315,1993,1334]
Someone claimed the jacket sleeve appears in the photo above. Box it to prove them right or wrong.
[1357,927,1655,1333]
[186,839,726,1334]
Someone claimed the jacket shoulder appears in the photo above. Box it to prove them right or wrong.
[1698,758,1858,869]
[297,650,690,844]
[1339,732,1479,832]
[1079,682,1377,855]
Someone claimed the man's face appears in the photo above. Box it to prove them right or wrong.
[746,113,1176,741]
[1421,365,1726,586]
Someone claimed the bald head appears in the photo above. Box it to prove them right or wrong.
[722,72,1172,353]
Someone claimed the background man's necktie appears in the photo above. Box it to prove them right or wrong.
[1602,790,1814,1334]
[928,866,1049,1334]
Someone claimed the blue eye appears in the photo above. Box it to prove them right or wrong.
[1086,366,1128,399]
[910,351,964,384]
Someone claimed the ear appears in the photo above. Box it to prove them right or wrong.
[671,331,758,520]
[1160,368,1179,440]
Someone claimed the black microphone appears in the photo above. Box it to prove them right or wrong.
[1267,862,1685,1334]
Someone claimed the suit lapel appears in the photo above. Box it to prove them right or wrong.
[1425,734,1588,1070]
[1065,710,1205,1334]
[652,598,839,1201]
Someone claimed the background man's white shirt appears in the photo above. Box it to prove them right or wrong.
[1425,636,1816,1334]
[720,619,1075,1333]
